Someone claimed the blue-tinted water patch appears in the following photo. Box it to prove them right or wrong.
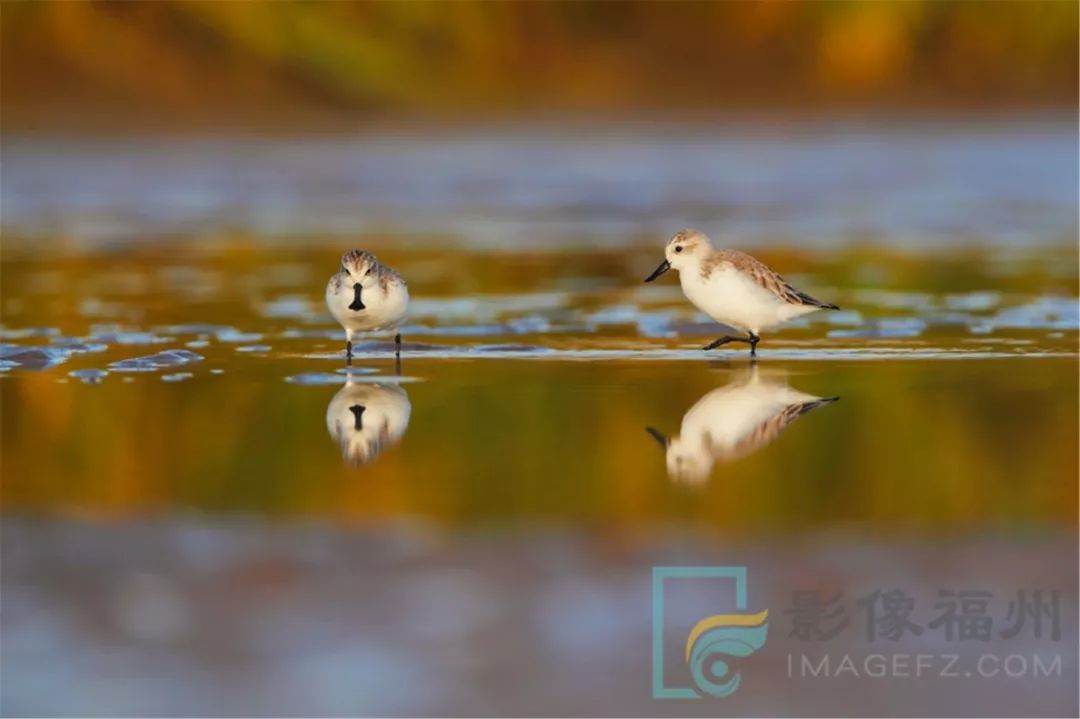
[258,296,318,320]
[281,328,342,340]
[0,327,61,340]
[983,297,1079,330]
[286,372,352,385]
[157,323,235,336]
[109,349,204,373]
[945,291,1002,312]
[162,372,194,383]
[215,328,263,343]
[89,329,174,345]
[0,342,105,370]
[68,369,109,384]
[828,317,928,339]
[335,367,380,376]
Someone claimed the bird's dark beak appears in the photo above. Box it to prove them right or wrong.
[348,283,365,311]
[645,426,670,448]
[644,259,671,283]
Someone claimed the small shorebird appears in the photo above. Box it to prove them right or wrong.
[644,229,838,355]
[326,380,411,466]
[326,249,409,364]
[646,366,838,484]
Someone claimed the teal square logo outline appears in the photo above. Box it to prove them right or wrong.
[651,565,748,700]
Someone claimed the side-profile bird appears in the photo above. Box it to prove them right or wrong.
[326,249,409,364]
[645,366,838,484]
[644,229,838,355]
[325,380,412,467]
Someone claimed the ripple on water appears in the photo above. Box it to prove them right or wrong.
[473,344,552,354]
[286,372,353,385]
[0,342,106,370]
[826,310,864,327]
[335,367,380,376]
[287,370,420,385]
[215,328,263,343]
[89,329,174,345]
[408,294,568,323]
[157,323,235,336]
[68,369,109,384]
[945,291,1002,312]
[49,337,110,352]
[281,328,342,340]
[402,324,507,337]
[236,345,272,353]
[828,317,928,339]
[0,327,61,340]
[258,296,318,320]
[162,372,194,383]
[109,349,205,373]
[983,297,1079,330]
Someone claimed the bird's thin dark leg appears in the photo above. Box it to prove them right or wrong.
[748,332,760,357]
[346,339,353,366]
[394,333,402,356]
[704,336,749,351]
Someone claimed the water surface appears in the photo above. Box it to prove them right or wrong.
[2,122,1077,716]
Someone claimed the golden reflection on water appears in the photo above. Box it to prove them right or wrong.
[2,356,1077,530]
[1,243,1077,530]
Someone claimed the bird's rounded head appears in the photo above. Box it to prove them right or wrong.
[665,438,712,485]
[341,249,379,287]
[665,229,713,271]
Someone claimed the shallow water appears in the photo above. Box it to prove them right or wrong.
[2,240,1078,714]
[2,122,1078,715]
[1,239,1077,517]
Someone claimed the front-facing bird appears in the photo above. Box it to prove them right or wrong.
[326,249,409,363]
[644,229,837,356]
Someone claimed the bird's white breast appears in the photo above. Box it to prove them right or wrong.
[680,265,811,334]
[326,275,409,333]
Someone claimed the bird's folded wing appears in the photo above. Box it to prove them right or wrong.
[723,250,836,308]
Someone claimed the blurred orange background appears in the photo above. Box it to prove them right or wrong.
[2,0,1076,131]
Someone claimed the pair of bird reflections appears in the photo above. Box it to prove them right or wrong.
[323,363,837,483]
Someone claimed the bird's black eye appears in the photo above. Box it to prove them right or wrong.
[674,245,683,253]
[364,268,372,276]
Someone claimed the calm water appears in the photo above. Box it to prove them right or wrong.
[1,122,1077,715]
[2,119,1076,248]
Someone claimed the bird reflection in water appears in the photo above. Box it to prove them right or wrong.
[646,366,838,484]
[326,380,411,466]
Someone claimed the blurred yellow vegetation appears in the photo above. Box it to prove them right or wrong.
[2,1,1076,129]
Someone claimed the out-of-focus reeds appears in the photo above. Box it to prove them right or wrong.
[2,1,1076,130]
